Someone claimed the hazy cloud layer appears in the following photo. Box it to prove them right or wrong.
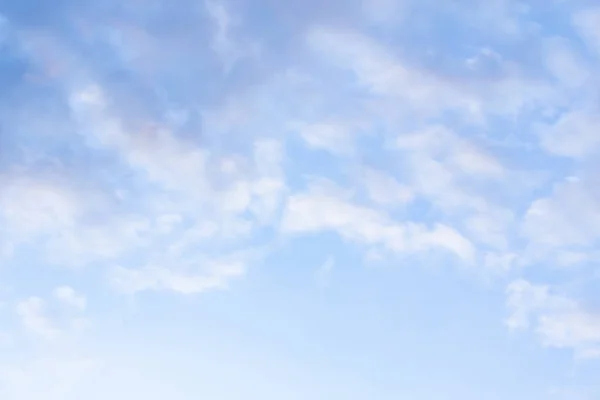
[1,0,600,399]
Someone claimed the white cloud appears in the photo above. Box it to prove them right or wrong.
[155,213,183,235]
[281,181,475,263]
[390,125,516,254]
[506,279,600,358]
[395,125,504,178]
[360,168,414,206]
[538,108,600,158]
[306,27,482,119]
[0,82,289,294]
[0,176,82,237]
[69,85,209,199]
[482,251,517,275]
[293,121,354,155]
[14,291,90,342]
[424,224,477,263]
[307,25,556,122]
[249,139,287,224]
[69,84,286,222]
[519,174,600,269]
[522,175,600,249]
[53,287,86,311]
[0,172,152,268]
[464,206,514,250]
[46,216,151,267]
[205,0,234,60]
[282,187,403,246]
[110,261,246,295]
[204,0,258,71]
[573,7,600,57]
[466,47,503,71]
[15,297,60,340]
[395,141,493,215]
[543,36,591,88]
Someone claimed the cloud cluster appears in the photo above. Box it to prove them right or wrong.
[506,280,600,359]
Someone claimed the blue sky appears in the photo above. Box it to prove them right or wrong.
[1,0,600,398]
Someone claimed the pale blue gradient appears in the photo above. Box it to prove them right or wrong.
[1,0,600,399]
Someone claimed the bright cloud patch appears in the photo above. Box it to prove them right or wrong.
[506,280,600,359]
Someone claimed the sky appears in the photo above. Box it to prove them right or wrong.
[0,0,600,398]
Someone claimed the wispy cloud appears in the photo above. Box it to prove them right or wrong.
[506,280,600,359]
[53,286,86,311]
[15,297,60,340]
[1,0,600,398]
[316,256,335,287]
